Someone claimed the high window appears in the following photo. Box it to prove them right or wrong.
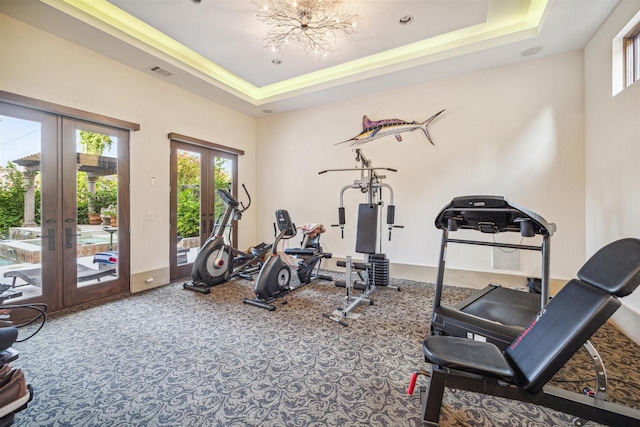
[624,22,640,87]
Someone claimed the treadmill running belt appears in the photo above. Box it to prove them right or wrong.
[460,286,542,329]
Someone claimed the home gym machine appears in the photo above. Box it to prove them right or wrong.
[183,185,271,294]
[319,149,401,326]
[428,195,611,423]
[243,209,332,311]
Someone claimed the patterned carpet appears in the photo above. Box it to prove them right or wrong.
[7,273,640,426]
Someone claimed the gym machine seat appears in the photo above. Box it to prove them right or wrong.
[431,195,556,349]
[408,238,640,426]
[283,223,332,284]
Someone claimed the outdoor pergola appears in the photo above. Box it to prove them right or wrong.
[12,153,117,226]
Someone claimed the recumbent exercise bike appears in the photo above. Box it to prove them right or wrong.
[243,209,332,311]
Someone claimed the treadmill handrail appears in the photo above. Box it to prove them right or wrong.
[446,238,543,252]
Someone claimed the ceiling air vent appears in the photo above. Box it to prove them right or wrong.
[150,66,173,77]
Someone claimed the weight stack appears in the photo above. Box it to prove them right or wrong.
[367,253,389,287]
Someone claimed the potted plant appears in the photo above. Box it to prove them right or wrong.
[88,211,102,225]
[87,192,106,225]
[101,204,117,227]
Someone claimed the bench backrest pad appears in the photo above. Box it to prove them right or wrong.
[504,279,620,393]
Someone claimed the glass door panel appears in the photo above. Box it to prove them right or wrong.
[213,156,233,242]
[175,147,204,275]
[63,119,129,307]
[0,105,59,308]
[75,128,119,286]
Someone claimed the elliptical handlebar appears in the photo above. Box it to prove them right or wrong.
[209,184,253,239]
[238,183,251,213]
[217,184,252,214]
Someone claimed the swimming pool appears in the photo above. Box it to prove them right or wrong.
[0,237,116,264]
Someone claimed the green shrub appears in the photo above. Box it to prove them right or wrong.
[177,189,200,238]
[0,163,27,239]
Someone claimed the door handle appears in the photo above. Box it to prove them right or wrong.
[64,218,80,249]
[65,227,80,249]
[40,228,56,251]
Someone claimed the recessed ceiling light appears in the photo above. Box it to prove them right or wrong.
[262,109,273,114]
[521,46,543,57]
[399,15,413,25]
[272,59,282,65]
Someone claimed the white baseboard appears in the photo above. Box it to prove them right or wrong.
[610,303,640,346]
[130,267,170,293]
[324,258,566,293]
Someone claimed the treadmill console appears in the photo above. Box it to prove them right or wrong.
[435,195,555,237]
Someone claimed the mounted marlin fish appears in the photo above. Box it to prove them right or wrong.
[336,109,445,147]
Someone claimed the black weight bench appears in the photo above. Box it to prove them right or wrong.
[409,238,640,426]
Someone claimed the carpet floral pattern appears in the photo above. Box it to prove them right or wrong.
[9,274,640,426]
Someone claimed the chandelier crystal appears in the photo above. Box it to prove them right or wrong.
[255,0,358,57]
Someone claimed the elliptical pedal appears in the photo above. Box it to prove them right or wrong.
[182,281,211,294]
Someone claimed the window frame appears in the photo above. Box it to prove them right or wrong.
[623,21,640,87]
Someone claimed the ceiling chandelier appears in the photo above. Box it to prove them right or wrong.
[255,0,359,58]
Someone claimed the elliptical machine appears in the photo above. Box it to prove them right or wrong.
[183,185,270,294]
[243,209,331,311]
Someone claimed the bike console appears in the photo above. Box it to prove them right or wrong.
[275,210,297,238]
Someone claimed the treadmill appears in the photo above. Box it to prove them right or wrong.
[430,195,556,349]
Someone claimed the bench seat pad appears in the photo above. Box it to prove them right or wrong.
[424,336,514,381]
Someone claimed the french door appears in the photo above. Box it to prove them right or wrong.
[62,119,130,306]
[0,102,130,311]
[169,137,239,280]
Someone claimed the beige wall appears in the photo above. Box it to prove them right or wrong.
[256,51,586,282]
[584,0,640,342]
[0,14,258,278]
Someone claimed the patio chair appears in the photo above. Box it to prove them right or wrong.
[4,264,116,288]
